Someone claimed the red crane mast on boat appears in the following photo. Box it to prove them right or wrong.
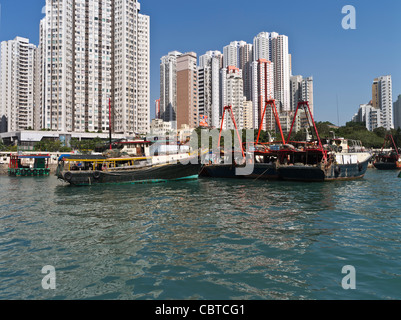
[218,105,245,160]
[380,134,399,158]
[255,99,286,145]
[287,101,327,161]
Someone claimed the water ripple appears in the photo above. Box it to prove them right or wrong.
[0,169,401,299]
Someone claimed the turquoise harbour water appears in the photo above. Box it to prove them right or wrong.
[0,169,400,300]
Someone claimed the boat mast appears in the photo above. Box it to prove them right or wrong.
[109,98,112,150]
[218,105,245,159]
[256,99,286,145]
[287,101,327,161]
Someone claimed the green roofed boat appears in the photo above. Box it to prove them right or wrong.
[8,154,51,177]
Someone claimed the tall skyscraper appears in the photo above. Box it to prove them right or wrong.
[290,75,314,132]
[39,0,150,134]
[393,95,401,130]
[271,33,291,112]
[0,37,37,132]
[176,52,198,129]
[198,51,222,128]
[160,51,182,128]
[220,66,244,130]
[253,32,270,61]
[372,78,379,109]
[250,59,274,130]
[136,13,151,134]
[155,99,160,119]
[239,43,253,101]
[375,75,394,130]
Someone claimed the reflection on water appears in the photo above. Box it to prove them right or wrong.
[1,169,401,299]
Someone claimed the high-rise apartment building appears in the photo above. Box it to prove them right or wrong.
[250,59,274,131]
[0,37,37,132]
[253,32,270,61]
[289,75,314,132]
[176,52,198,129]
[393,95,401,130]
[220,66,244,130]
[39,0,149,134]
[375,75,393,130]
[198,51,222,128]
[239,43,253,102]
[160,51,181,128]
[136,13,151,134]
[270,33,290,112]
[372,78,379,109]
[290,75,314,114]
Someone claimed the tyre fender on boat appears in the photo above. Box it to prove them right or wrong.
[93,171,101,179]
[64,172,72,181]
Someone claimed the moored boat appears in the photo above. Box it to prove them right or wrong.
[276,139,371,182]
[373,135,401,170]
[200,101,284,180]
[276,101,372,182]
[8,154,51,177]
[56,153,202,186]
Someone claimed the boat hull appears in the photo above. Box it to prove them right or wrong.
[373,162,401,170]
[199,163,279,180]
[58,161,203,186]
[278,158,370,182]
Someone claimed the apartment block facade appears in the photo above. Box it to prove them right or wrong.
[176,52,198,129]
[250,59,274,131]
[0,37,37,132]
[198,51,223,128]
[38,0,149,135]
[220,66,244,130]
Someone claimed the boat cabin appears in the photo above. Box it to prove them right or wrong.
[8,154,51,177]
[116,141,152,157]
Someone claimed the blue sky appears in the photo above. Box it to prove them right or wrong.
[0,0,400,125]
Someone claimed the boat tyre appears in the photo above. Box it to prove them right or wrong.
[358,163,363,172]
[33,169,37,176]
[93,171,101,179]
[21,170,26,177]
[64,172,72,182]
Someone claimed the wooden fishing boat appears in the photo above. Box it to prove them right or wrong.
[373,135,401,170]
[56,154,202,186]
[8,154,51,177]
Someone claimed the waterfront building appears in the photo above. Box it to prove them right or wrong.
[160,51,182,129]
[289,75,314,133]
[223,41,243,69]
[176,52,198,129]
[242,101,253,130]
[253,32,270,62]
[352,103,382,131]
[239,43,253,101]
[150,118,173,136]
[220,66,245,130]
[0,37,37,132]
[270,33,291,112]
[39,0,150,135]
[394,95,401,130]
[250,59,274,131]
[373,75,393,130]
[368,107,382,131]
[155,99,161,120]
[198,51,223,128]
